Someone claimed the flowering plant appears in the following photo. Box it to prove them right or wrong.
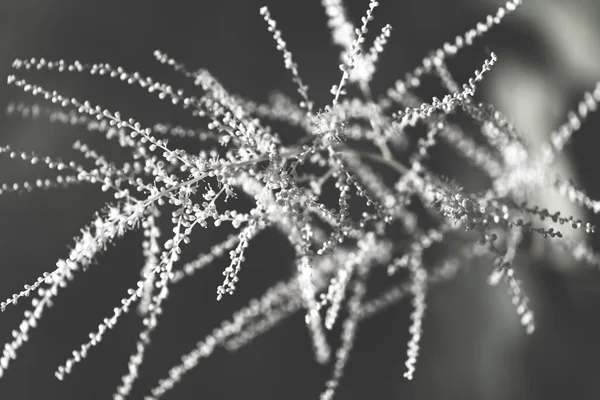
[1,0,600,399]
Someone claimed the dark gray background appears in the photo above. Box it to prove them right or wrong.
[1,0,600,399]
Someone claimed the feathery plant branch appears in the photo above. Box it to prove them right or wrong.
[1,0,600,399]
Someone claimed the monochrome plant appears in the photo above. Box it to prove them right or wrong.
[1,0,600,398]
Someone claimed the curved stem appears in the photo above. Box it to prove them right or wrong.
[349,148,409,175]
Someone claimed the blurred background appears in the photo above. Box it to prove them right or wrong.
[1,0,600,399]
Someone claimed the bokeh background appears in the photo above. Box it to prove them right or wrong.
[1,0,600,399]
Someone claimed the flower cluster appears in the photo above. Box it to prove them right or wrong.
[2,0,600,399]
